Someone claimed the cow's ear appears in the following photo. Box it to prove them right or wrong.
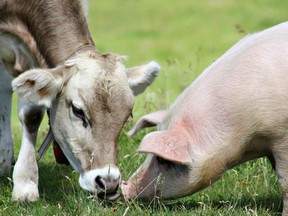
[12,66,69,107]
[127,110,166,136]
[126,61,160,96]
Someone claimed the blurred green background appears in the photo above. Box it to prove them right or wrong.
[2,0,288,215]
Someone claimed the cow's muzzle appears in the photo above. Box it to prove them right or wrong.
[96,176,120,201]
[79,166,121,201]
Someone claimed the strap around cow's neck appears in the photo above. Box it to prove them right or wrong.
[64,44,97,62]
[38,45,97,160]
[38,109,53,161]
[38,127,53,161]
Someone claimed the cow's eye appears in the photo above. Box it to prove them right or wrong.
[72,104,84,118]
[71,104,88,128]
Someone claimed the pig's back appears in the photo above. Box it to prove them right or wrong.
[165,21,288,134]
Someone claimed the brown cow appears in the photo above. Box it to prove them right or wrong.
[0,0,160,202]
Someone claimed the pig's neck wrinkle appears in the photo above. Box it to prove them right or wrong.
[196,141,270,189]
[197,158,226,188]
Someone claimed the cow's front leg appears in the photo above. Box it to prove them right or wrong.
[0,61,14,176]
[12,97,44,202]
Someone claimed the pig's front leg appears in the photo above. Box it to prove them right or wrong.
[273,144,288,215]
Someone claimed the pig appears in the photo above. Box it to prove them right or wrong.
[121,21,288,214]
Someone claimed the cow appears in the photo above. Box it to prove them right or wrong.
[0,0,160,202]
[121,21,288,215]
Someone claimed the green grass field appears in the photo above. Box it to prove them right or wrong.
[1,0,288,215]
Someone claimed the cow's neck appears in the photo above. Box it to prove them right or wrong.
[2,0,95,67]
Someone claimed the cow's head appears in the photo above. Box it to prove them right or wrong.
[12,51,160,199]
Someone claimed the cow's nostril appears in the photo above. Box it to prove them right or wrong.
[97,178,120,201]
[114,182,119,191]
[95,176,106,190]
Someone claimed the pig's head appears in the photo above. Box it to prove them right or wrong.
[122,129,194,201]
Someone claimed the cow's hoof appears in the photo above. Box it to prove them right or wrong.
[12,181,39,202]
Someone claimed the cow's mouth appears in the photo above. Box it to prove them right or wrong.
[97,191,120,201]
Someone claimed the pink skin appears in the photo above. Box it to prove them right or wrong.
[122,155,160,201]
[121,119,197,201]
[121,154,193,201]
[121,22,288,215]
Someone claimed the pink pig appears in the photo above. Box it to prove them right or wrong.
[121,22,288,214]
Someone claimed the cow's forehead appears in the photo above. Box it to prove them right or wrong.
[65,52,127,88]
[64,54,133,111]
[65,52,127,76]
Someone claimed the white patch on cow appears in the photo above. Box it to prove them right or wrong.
[12,178,39,202]
[127,61,160,96]
[79,166,121,192]
[12,113,39,202]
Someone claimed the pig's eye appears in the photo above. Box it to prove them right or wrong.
[157,156,170,165]
[157,156,191,174]
[156,156,176,169]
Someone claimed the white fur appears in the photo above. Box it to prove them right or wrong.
[79,166,120,192]
[127,61,160,96]
[12,100,39,201]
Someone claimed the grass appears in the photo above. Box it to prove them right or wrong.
[1,0,288,215]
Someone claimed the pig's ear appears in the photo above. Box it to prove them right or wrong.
[137,130,192,165]
[126,61,160,96]
[127,110,166,136]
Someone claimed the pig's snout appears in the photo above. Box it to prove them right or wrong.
[121,180,138,200]
[121,178,162,202]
